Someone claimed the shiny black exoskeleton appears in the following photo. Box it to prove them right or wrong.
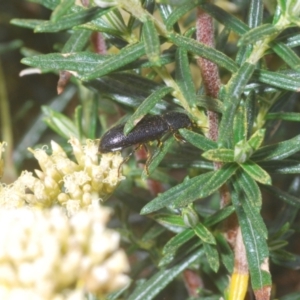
[99,112,192,153]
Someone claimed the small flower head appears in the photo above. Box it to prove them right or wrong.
[0,138,124,215]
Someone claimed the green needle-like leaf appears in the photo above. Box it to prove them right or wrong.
[259,160,300,174]
[171,163,238,209]
[203,243,220,273]
[256,69,300,92]
[153,214,186,228]
[262,185,300,208]
[218,62,256,146]
[142,135,175,179]
[179,128,217,151]
[200,2,249,35]
[10,19,46,29]
[42,106,79,139]
[168,33,238,73]
[202,148,234,162]
[35,7,111,32]
[271,42,300,70]
[141,167,228,214]
[162,229,195,254]
[28,0,59,9]
[62,30,91,52]
[127,250,204,300]
[193,223,216,245]
[142,17,161,66]
[252,134,300,161]
[204,206,235,227]
[238,23,279,45]
[248,129,265,151]
[166,2,198,30]
[266,112,300,122]
[236,170,262,209]
[141,164,238,214]
[239,160,272,185]
[175,47,197,107]
[81,42,146,80]
[51,0,74,22]
[231,187,271,291]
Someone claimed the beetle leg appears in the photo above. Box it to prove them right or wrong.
[156,139,163,148]
[117,149,135,176]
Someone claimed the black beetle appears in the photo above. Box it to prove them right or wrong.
[99,112,192,153]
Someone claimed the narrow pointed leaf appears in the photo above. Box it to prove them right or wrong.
[248,0,263,28]
[51,0,74,21]
[238,23,279,45]
[27,0,59,9]
[232,189,271,291]
[62,30,91,52]
[142,135,175,179]
[259,160,300,174]
[81,42,146,80]
[285,33,300,48]
[271,42,300,70]
[252,134,300,161]
[153,214,185,228]
[239,160,271,185]
[124,86,173,134]
[35,7,111,32]
[236,170,262,208]
[193,223,216,245]
[266,112,300,122]
[168,33,238,73]
[127,250,203,300]
[245,91,257,139]
[256,69,300,92]
[171,163,238,209]
[162,229,195,254]
[175,47,197,107]
[141,171,214,214]
[218,62,256,146]
[142,17,161,65]
[233,101,247,144]
[233,175,267,238]
[196,95,224,113]
[21,52,109,74]
[86,74,169,113]
[203,243,220,273]
[42,106,79,139]
[166,2,198,30]
[204,205,235,227]
[10,19,46,29]
[248,129,265,151]
[200,2,249,35]
[179,128,217,151]
[202,148,234,162]
[216,233,234,272]
[262,185,300,208]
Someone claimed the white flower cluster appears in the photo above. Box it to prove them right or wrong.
[0,206,130,300]
[0,138,124,216]
[0,139,130,299]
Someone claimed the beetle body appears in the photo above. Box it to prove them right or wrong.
[99,112,191,153]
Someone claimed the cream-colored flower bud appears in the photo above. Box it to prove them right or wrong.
[57,193,69,204]
[69,137,85,166]
[51,140,67,157]
[28,147,54,174]
[34,169,45,181]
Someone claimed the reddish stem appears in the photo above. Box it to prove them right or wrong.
[196,8,220,142]
[91,32,107,54]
